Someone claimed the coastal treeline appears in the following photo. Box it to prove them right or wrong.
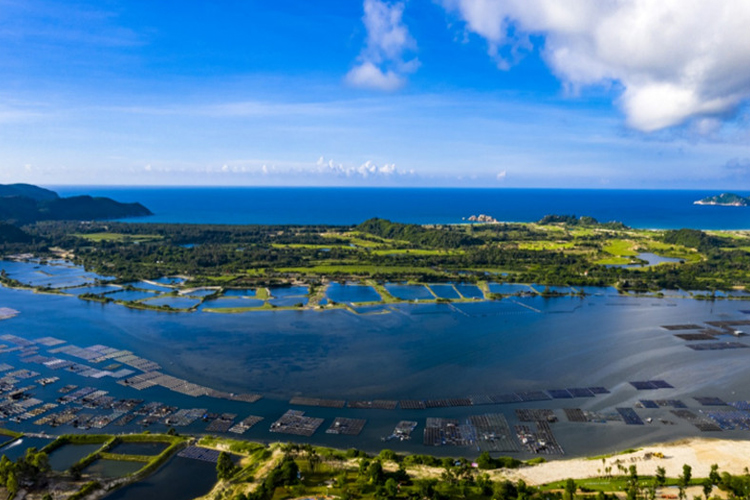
[4,216,750,292]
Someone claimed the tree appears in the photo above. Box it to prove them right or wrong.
[6,471,18,496]
[656,466,667,487]
[384,478,399,499]
[682,464,693,486]
[217,451,238,480]
[709,464,720,485]
[368,460,385,485]
[564,478,577,500]
[702,478,713,500]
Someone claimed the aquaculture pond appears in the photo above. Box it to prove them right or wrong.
[325,283,381,303]
[0,260,106,289]
[268,296,308,307]
[153,276,186,285]
[454,284,484,298]
[269,286,308,298]
[0,437,52,462]
[84,459,145,478]
[384,284,434,300]
[181,288,216,298]
[48,443,103,472]
[107,290,160,302]
[222,288,257,297]
[66,284,122,295]
[127,281,174,293]
[109,441,169,456]
[487,283,533,295]
[144,297,201,309]
[529,284,573,294]
[104,456,218,500]
[200,298,264,310]
[429,284,461,299]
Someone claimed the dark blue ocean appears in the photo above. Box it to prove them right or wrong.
[52,187,750,229]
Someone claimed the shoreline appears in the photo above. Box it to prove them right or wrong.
[501,436,750,485]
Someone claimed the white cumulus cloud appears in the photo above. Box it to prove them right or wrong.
[346,0,419,91]
[441,0,750,131]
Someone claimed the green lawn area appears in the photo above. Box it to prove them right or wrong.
[271,243,349,250]
[73,232,162,242]
[518,241,576,251]
[370,248,463,256]
[275,265,444,276]
[602,239,638,256]
[594,256,632,266]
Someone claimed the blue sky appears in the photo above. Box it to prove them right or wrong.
[2,0,750,188]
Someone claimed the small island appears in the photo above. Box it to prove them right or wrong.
[694,192,750,206]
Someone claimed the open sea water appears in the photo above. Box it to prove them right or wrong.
[52,187,750,229]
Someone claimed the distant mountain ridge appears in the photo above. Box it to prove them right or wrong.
[694,193,750,207]
[0,184,152,225]
[0,183,59,201]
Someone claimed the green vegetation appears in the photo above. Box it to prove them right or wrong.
[0,447,50,496]
[4,214,750,297]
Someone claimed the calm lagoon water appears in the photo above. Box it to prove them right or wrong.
[4,265,750,458]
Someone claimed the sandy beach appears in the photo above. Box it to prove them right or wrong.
[497,438,750,485]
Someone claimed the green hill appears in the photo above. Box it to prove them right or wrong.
[0,183,59,202]
[0,184,152,225]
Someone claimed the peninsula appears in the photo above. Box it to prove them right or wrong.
[0,183,152,225]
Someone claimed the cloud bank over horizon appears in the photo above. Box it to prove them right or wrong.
[440,0,750,132]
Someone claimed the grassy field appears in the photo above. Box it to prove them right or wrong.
[73,232,162,242]
[602,239,639,256]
